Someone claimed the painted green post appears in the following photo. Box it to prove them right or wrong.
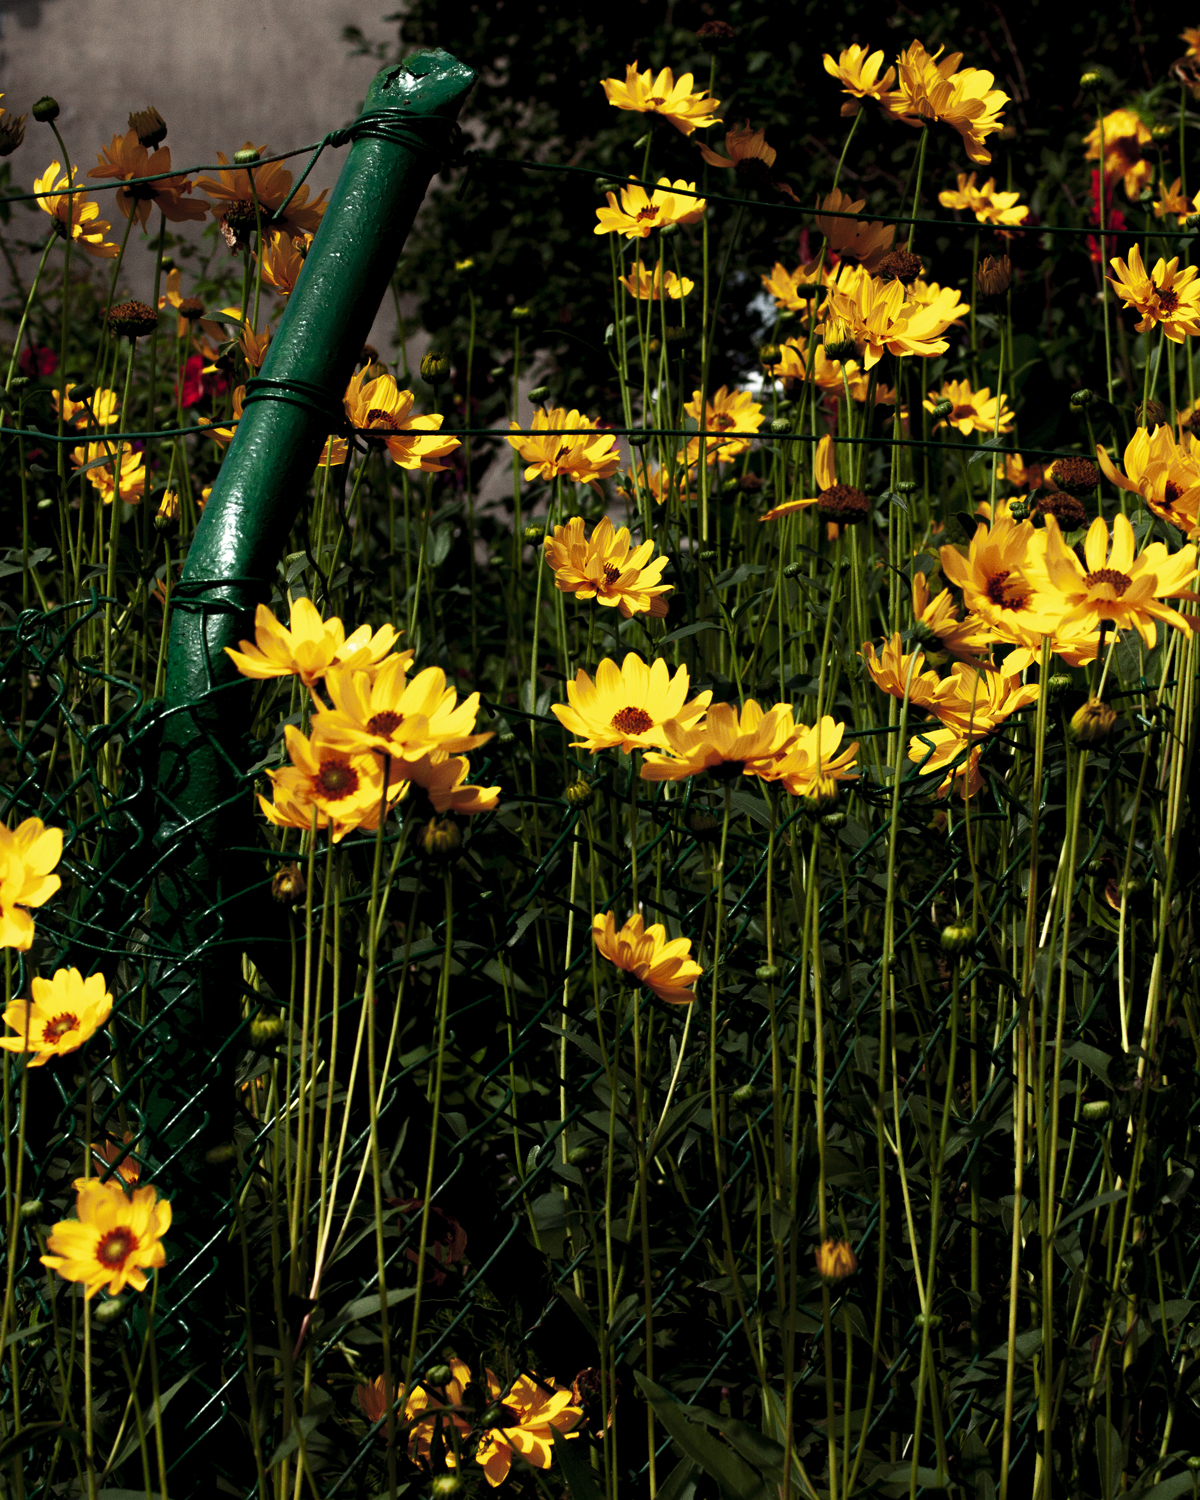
[143,49,475,1488]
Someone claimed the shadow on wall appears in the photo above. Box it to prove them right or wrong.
[1,1,61,30]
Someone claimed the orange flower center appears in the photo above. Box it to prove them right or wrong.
[1084,567,1132,596]
[636,206,660,223]
[611,706,654,735]
[648,96,667,107]
[96,1226,137,1269]
[984,569,1029,611]
[368,710,404,736]
[315,759,359,798]
[42,1012,79,1044]
[602,563,623,585]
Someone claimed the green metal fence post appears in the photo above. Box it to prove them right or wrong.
[143,49,475,1489]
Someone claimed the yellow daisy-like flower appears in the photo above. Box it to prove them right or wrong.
[70,442,146,506]
[86,130,207,228]
[594,177,706,239]
[924,378,1013,436]
[1041,512,1199,649]
[1108,244,1200,343]
[401,1359,473,1461]
[815,187,895,273]
[53,387,120,429]
[912,572,994,662]
[640,700,801,782]
[551,654,711,753]
[937,172,1028,227]
[766,338,854,393]
[592,912,702,1005]
[210,385,245,448]
[697,122,796,197]
[225,598,402,687]
[41,1177,171,1299]
[861,635,949,717]
[343,368,460,471]
[601,63,722,136]
[544,516,672,619]
[257,228,312,299]
[1084,110,1153,201]
[391,752,500,817]
[1096,425,1200,536]
[884,41,1009,165]
[0,817,63,950]
[761,258,835,311]
[822,44,896,115]
[1184,25,1200,57]
[316,659,491,762]
[0,968,112,1067]
[194,143,328,240]
[1152,177,1197,225]
[908,666,1039,798]
[760,431,836,521]
[826,264,955,369]
[683,385,764,464]
[759,717,860,797]
[33,161,120,258]
[508,407,621,486]
[620,259,693,300]
[475,1369,583,1487]
[260,725,398,843]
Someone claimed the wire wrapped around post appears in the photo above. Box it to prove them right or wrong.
[143,49,476,1492]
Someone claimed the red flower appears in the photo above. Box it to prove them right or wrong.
[19,345,58,378]
[178,353,229,408]
[1087,169,1126,265]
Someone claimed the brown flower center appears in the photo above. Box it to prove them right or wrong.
[367,710,404,736]
[365,408,401,429]
[1084,567,1132,596]
[96,1226,137,1269]
[984,569,1029,611]
[1165,480,1183,505]
[602,563,623,585]
[636,206,660,223]
[42,1012,79,1045]
[649,96,667,107]
[315,760,358,798]
[712,413,736,429]
[1156,286,1179,314]
[611,706,654,735]
[949,404,977,422]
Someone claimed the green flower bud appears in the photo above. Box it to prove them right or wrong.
[425,1363,454,1387]
[421,817,462,859]
[1069,698,1117,745]
[420,351,451,385]
[18,1200,42,1222]
[527,385,550,404]
[93,1296,128,1326]
[755,962,781,984]
[930,398,954,421]
[232,147,261,166]
[1068,388,1095,409]
[523,524,545,544]
[769,416,792,436]
[783,561,803,578]
[249,1015,287,1047]
[1080,1099,1111,1122]
[31,97,59,123]
[564,779,594,809]
[940,922,976,955]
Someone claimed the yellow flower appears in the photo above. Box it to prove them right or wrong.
[33,161,120,258]
[683,385,764,463]
[0,968,112,1067]
[814,187,895,272]
[544,516,672,619]
[1184,25,1200,57]
[1108,244,1200,343]
[257,228,312,299]
[884,41,1009,165]
[1152,177,1197,225]
[1084,110,1153,201]
[640,700,801,782]
[235,319,272,371]
[760,717,860,797]
[402,1359,473,1461]
[391,752,500,817]
[592,912,702,1005]
[194,143,328,241]
[551,654,711,753]
[474,1369,584,1487]
[697,122,795,197]
[601,63,722,135]
[71,442,146,506]
[912,572,994,661]
[816,1239,858,1280]
[623,459,692,506]
[1041,512,1199,649]
[759,431,835,521]
[316,659,491,762]
[86,130,207,228]
[766,338,854,393]
[924,378,1013,436]
[761,258,835,311]
[260,725,398,843]
[1096,425,1200,535]
[53,386,119,429]
[822,44,896,115]
[224,598,401,687]
[356,1374,396,1430]
[594,177,706,238]
[343,368,460,471]
[620,259,693,299]
[826,264,955,369]
[908,665,1038,798]
[861,634,949,716]
[210,385,245,448]
[41,1177,171,1299]
[508,407,621,486]
[937,172,1028,227]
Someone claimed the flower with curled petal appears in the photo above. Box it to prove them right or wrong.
[640,700,802,782]
[601,63,721,135]
[86,130,207,228]
[937,172,1028,227]
[861,635,949,716]
[389,752,500,817]
[508,407,621,486]
[33,161,120,257]
[761,257,836,311]
[594,177,706,238]
[0,968,111,1066]
[683,385,764,464]
[760,717,860,797]
[822,44,896,115]
[826,264,956,369]
[815,187,894,272]
[1096,425,1200,536]
[1107,244,1200,343]
[551,654,711,753]
[1084,110,1153,201]
[759,431,835,521]
[697,122,798,198]
[620,260,693,300]
[41,1177,171,1299]
[912,573,995,662]
[1153,177,1197,226]
[315,660,491,762]
[257,228,312,299]
[194,143,328,240]
[544,517,671,618]
[884,41,1009,165]
[225,598,404,687]
[343,368,460,471]
[907,666,1039,798]
[592,912,702,1005]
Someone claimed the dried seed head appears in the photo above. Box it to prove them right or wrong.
[975,253,1012,297]
[816,484,871,524]
[128,106,167,150]
[1070,698,1117,745]
[877,248,923,285]
[1035,490,1089,529]
[696,18,735,49]
[1047,457,1101,497]
[107,300,159,340]
[177,297,205,321]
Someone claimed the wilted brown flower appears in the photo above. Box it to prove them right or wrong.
[976,254,1012,297]
[1034,490,1088,530]
[128,106,167,150]
[816,483,871,524]
[815,1239,858,1282]
[877,248,924,285]
[1070,698,1117,745]
[1048,457,1101,497]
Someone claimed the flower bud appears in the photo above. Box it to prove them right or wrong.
[566,1143,593,1165]
[914,1311,943,1330]
[783,561,803,578]
[527,385,550,404]
[420,351,451,385]
[1007,499,1031,522]
[1070,698,1117,745]
[480,1402,518,1430]
[93,1295,128,1326]
[815,1239,858,1282]
[940,922,976,955]
[1068,388,1095,409]
[822,810,848,830]
[31,97,59,123]
[1186,213,1200,231]
[249,1015,287,1047]
[1081,1099,1111,1122]
[523,524,544,544]
[430,1474,466,1499]
[1151,121,1173,142]
[697,548,718,564]
[129,107,168,150]
[272,862,306,906]
[1047,673,1072,696]
[455,257,475,272]
[769,416,792,435]
[421,817,462,860]
[232,147,261,166]
[67,381,95,403]
[732,1082,759,1107]
[759,343,782,366]
[930,398,954,421]
[1079,71,1102,90]
[755,962,781,984]
[687,811,722,841]
[18,1200,42,1222]
[0,111,27,156]
[896,479,918,494]
[792,282,822,300]
[424,1364,454,1387]
[154,489,181,536]
[1136,399,1167,428]
[975,254,1012,298]
[800,776,840,812]
[511,305,534,322]
[822,322,856,362]
[565,778,594,809]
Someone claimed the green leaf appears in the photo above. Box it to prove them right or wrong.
[1057,1188,1125,1228]
[267,1392,335,1469]
[105,1373,191,1477]
[0,1421,79,1466]
[555,1286,600,1342]
[873,1463,950,1489]
[635,1375,771,1500]
[658,620,723,646]
[656,1456,699,1500]
[1062,1042,1115,1086]
[551,1428,602,1500]
[328,1286,415,1334]
[1094,1416,1124,1500]
[966,437,1005,468]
